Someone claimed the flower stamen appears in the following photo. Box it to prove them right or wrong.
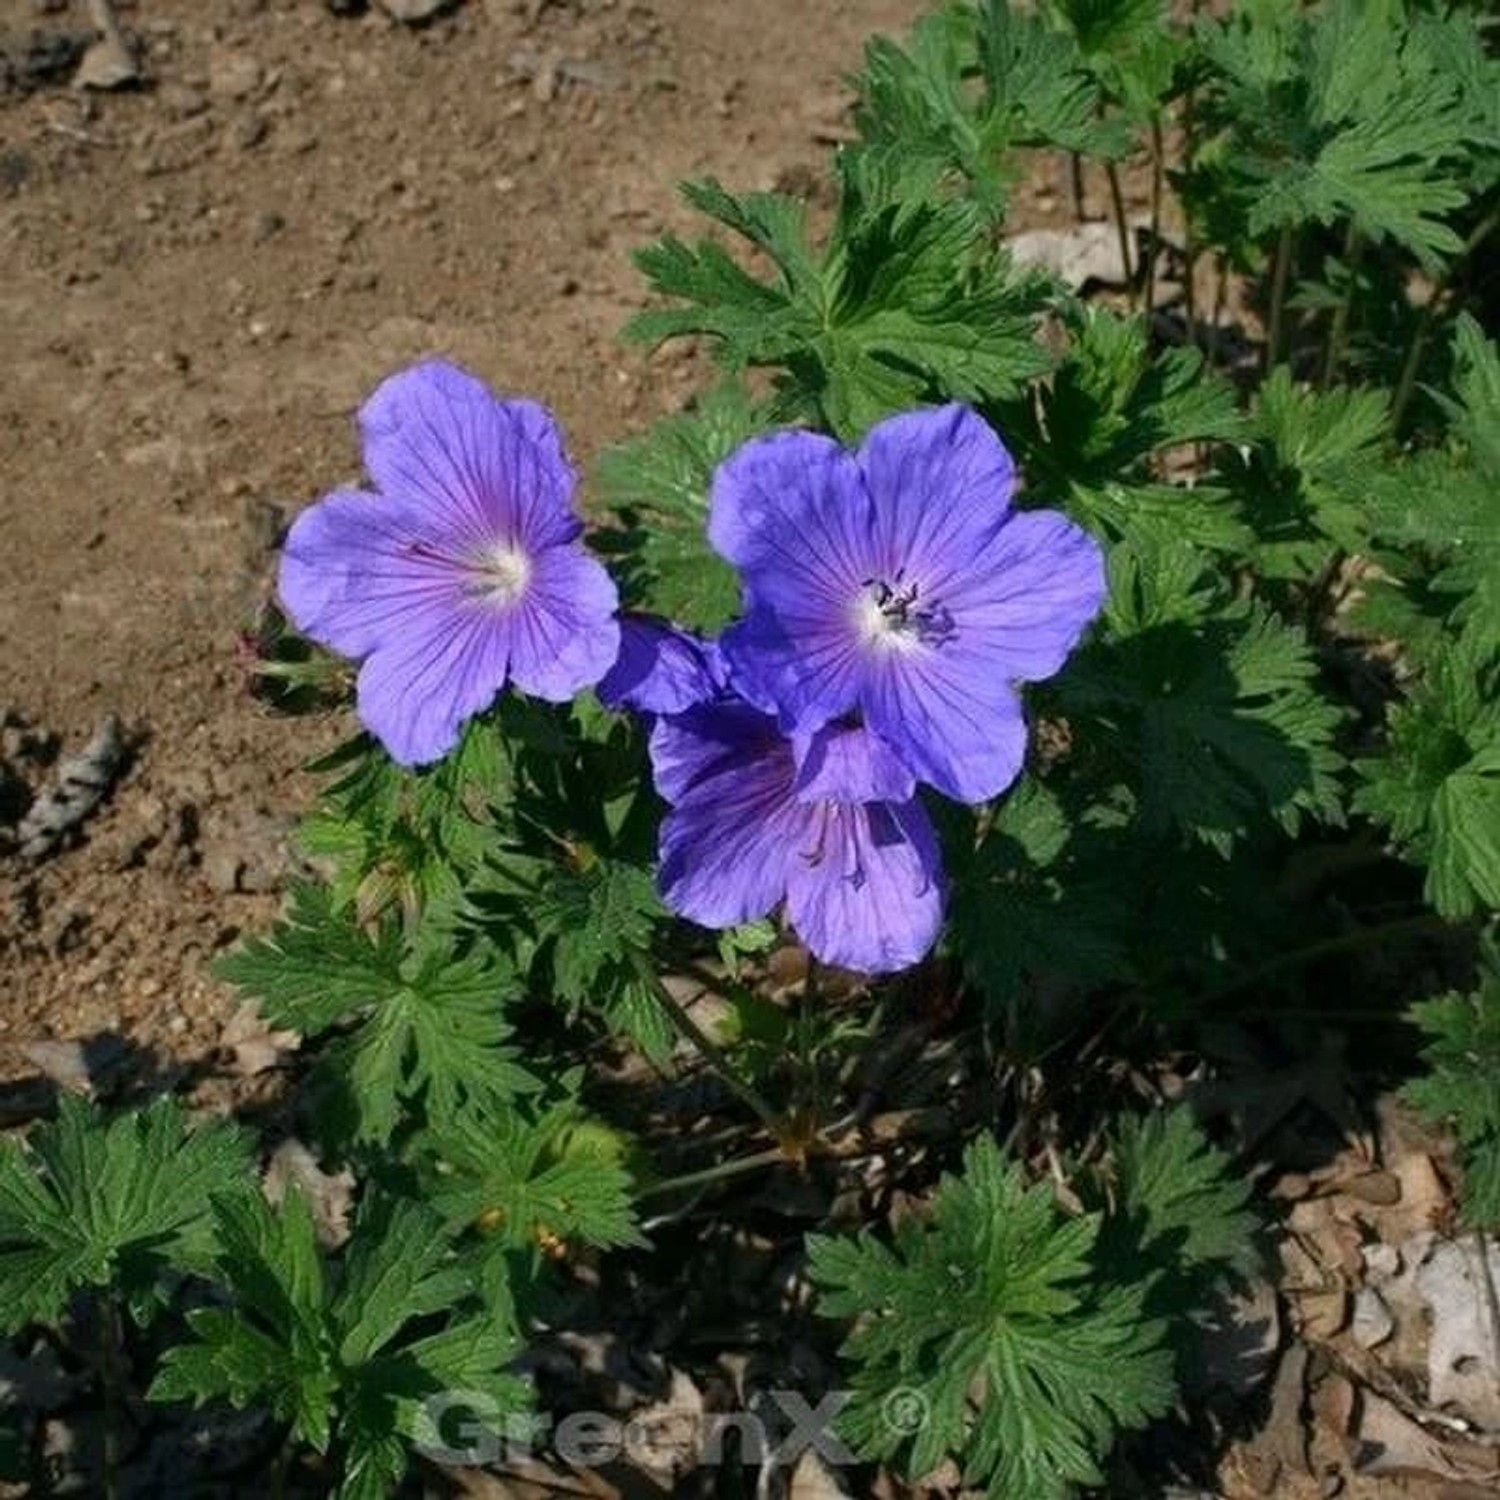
[465,540,532,607]
[854,574,953,651]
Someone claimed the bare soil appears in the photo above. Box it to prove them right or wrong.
[0,0,936,1072]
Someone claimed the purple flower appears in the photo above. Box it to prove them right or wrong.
[709,404,1106,803]
[650,701,944,975]
[278,360,620,766]
[598,616,726,716]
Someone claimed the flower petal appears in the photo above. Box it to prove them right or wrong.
[709,429,878,731]
[940,508,1107,682]
[504,545,620,702]
[719,609,865,735]
[792,722,916,804]
[786,800,945,974]
[863,654,1028,804]
[854,404,1018,580]
[599,617,725,715]
[647,701,778,806]
[277,487,454,660]
[355,607,511,767]
[651,704,799,928]
[358,360,582,552]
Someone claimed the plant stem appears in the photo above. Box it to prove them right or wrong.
[1209,251,1229,366]
[630,951,785,1138]
[1144,118,1165,320]
[1180,32,1200,349]
[1320,223,1362,390]
[638,1146,788,1201]
[1265,224,1294,370]
[1106,163,1135,308]
[1475,1230,1500,1406]
[1197,913,1451,1010]
[98,1291,122,1500]
[1069,150,1086,220]
[794,955,824,1128]
[1391,204,1500,432]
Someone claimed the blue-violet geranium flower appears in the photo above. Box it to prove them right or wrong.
[598,615,727,717]
[278,359,620,766]
[649,702,944,974]
[708,404,1106,803]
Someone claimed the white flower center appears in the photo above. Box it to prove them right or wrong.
[852,576,938,653]
[466,540,532,607]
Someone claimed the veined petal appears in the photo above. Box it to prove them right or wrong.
[855,404,1018,579]
[278,487,458,660]
[792,722,916,804]
[708,430,880,731]
[648,701,779,807]
[708,429,873,587]
[651,704,800,928]
[863,654,1028,804]
[358,360,581,552]
[940,508,1107,682]
[719,609,864,735]
[599,617,725,715]
[355,607,512,767]
[785,800,945,974]
[505,545,620,702]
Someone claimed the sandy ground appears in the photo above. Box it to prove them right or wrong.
[0,0,933,1068]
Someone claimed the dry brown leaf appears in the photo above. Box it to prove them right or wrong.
[1350,1390,1500,1482]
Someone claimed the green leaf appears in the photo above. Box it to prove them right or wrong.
[217,883,407,1034]
[1233,367,1388,580]
[1044,0,1181,120]
[1362,318,1500,651]
[1097,1108,1261,1294]
[1198,0,1474,269]
[0,1096,251,1332]
[947,779,1133,1015]
[533,857,665,1007]
[334,1196,470,1368]
[594,381,764,632]
[1060,536,1346,851]
[151,1187,336,1448]
[222,889,535,1146]
[332,941,537,1147]
[1355,636,1500,919]
[854,0,1133,221]
[1405,947,1500,1228]
[627,163,1053,438]
[425,1094,645,1255]
[1009,308,1250,553]
[808,1134,1174,1499]
[151,1187,533,1494]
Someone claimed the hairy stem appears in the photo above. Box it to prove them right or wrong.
[1266,225,1294,370]
[630,951,785,1138]
[1106,163,1135,307]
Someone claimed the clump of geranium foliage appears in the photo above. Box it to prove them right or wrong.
[2,2,1496,1496]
